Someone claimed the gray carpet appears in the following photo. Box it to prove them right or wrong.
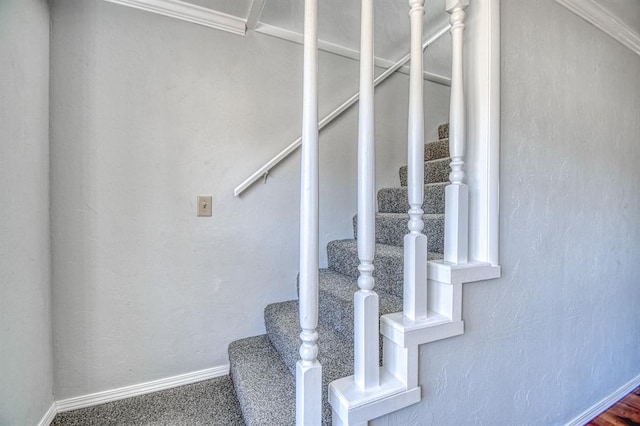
[51,376,244,426]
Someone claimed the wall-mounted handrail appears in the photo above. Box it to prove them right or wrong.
[233,23,451,197]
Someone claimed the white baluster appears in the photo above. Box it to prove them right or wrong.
[404,0,428,322]
[354,0,380,392]
[444,0,469,264]
[297,0,322,424]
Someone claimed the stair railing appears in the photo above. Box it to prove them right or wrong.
[404,0,429,321]
[296,0,322,424]
[354,0,380,392]
[233,25,451,198]
[444,0,469,264]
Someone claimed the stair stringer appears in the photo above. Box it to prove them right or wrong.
[329,261,500,425]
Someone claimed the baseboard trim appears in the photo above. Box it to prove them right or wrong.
[55,365,229,413]
[565,373,640,426]
[37,402,57,426]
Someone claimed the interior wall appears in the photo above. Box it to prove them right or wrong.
[374,0,640,424]
[49,0,450,399]
[0,0,55,424]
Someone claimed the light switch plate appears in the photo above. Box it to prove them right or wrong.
[197,196,212,217]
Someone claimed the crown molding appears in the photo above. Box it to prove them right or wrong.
[556,0,640,56]
[103,0,247,35]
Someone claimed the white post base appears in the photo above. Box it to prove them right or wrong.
[403,233,428,320]
[444,183,469,264]
[297,360,322,426]
[354,290,380,390]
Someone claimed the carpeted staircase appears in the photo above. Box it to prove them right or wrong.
[229,123,451,425]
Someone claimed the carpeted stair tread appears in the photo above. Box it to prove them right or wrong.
[353,213,444,252]
[377,182,447,214]
[327,239,443,298]
[424,138,449,161]
[228,335,295,426]
[317,269,402,339]
[399,157,450,186]
[264,300,354,425]
[438,123,449,140]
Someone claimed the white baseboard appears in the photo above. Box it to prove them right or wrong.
[565,373,640,426]
[37,402,57,426]
[55,365,229,414]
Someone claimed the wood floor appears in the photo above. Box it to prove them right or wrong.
[587,386,640,426]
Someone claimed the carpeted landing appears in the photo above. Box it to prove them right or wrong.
[51,376,245,426]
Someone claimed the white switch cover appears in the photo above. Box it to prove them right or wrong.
[197,196,212,217]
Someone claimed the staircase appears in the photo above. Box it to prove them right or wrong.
[228,123,451,426]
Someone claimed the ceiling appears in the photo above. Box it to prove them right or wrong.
[180,0,453,79]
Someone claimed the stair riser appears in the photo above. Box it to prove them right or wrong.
[228,336,296,426]
[399,158,450,186]
[438,123,449,140]
[424,139,449,161]
[316,270,402,341]
[377,184,446,214]
[353,214,444,252]
[264,301,354,426]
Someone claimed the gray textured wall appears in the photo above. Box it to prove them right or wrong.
[374,0,640,424]
[49,0,450,399]
[0,0,55,424]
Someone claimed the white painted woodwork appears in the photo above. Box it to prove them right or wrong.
[465,0,500,266]
[330,369,421,425]
[102,0,247,35]
[330,0,503,421]
[233,24,451,197]
[297,0,322,424]
[403,0,429,322]
[354,0,380,392]
[444,0,470,264]
[55,366,229,412]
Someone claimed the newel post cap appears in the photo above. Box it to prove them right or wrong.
[446,0,469,12]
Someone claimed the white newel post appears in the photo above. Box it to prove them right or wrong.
[297,0,322,424]
[404,0,428,321]
[354,0,380,392]
[444,0,469,264]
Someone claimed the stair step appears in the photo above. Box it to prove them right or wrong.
[424,138,449,161]
[377,182,447,214]
[399,157,450,186]
[229,335,295,426]
[264,300,354,426]
[352,213,444,251]
[438,123,449,140]
[327,239,443,298]
[317,269,402,340]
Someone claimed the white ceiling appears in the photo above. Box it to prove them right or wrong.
[180,0,453,79]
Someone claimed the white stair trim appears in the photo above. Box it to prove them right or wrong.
[565,372,640,426]
[555,0,640,56]
[102,0,247,35]
[55,365,229,413]
[330,368,421,425]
